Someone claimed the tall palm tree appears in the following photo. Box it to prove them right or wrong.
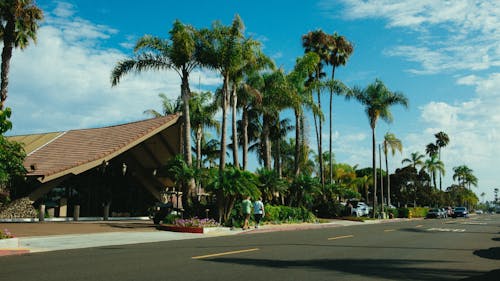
[143,93,182,117]
[302,29,329,187]
[435,131,450,190]
[424,155,445,189]
[425,142,439,158]
[326,32,353,184]
[453,165,478,190]
[287,52,320,176]
[350,79,408,217]
[0,0,43,110]
[383,132,402,207]
[189,91,220,169]
[111,20,198,202]
[234,50,274,170]
[196,15,247,174]
[402,152,425,170]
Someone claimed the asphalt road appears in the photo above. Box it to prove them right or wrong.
[1,215,499,281]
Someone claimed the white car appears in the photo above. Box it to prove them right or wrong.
[351,202,372,217]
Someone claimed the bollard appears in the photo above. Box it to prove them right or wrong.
[38,204,45,222]
[73,205,80,221]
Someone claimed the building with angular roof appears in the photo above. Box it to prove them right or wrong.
[7,114,182,218]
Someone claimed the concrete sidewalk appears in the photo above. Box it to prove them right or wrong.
[0,218,395,257]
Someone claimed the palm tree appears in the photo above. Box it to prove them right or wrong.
[435,131,450,190]
[143,93,182,117]
[453,165,477,189]
[302,29,329,187]
[196,15,248,174]
[287,52,320,176]
[189,91,219,169]
[424,155,445,189]
[0,0,43,110]
[325,32,353,184]
[111,20,198,203]
[383,132,402,207]
[425,142,439,158]
[402,152,425,170]
[350,79,408,217]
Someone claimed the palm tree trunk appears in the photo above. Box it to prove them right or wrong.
[372,127,377,218]
[0,18,14,110]
[181,69,195,203]
[438,149,442,191]
[231,85,239,169]
[219,75,229,174]
[329,67,336,185]
[385,144,391,207]
[379,144,384,213]
[196,127,202,169]
[317,88,324,187]
[242,107,249,170]
[294,110,301,176]
[263,115,272,170]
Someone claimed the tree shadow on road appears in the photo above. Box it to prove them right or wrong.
[203,257,486,281]
[473,247,500,260]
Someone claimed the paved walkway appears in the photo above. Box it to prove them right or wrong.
[0,218,401,257]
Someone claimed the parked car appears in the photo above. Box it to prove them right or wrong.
[475,210,483,214]
[452,207,468,218]
[347,200,371,217]
[426,208,443,219]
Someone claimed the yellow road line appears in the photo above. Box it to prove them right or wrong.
[384,229,396,232]
[192,248,259,259]
[328,235,354,240]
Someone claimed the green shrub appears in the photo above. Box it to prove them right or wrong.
[386,208,398,218]
[397,207,428,218]
[264,204,316,223]
[162,213,181,224]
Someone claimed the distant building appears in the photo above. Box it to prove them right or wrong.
[7,114,182,218]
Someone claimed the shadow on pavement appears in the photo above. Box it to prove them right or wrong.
[492,237,500,241]
[203,258,485,281]
[473,247,500,260]
[460,269,500,281]
[101,222,157,230]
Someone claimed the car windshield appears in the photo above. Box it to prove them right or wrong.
[430,208,440,212]
[455,207,466,211]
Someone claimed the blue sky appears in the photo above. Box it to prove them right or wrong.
[5,0,500,201]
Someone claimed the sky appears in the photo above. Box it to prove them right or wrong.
[4,0,499,201]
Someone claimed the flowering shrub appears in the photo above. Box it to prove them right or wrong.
[0,228,14,239]
[174,217,219,227]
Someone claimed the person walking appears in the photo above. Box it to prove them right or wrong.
[241,196,252,230]
[253,197,265,228]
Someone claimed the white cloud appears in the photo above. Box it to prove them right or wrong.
[6,3,219,135]
[330,0,500,74]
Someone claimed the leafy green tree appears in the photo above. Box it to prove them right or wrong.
[0,108,25,198]
[204,166,260,223]
[434,131,449,190]
[164,155,194,209]
[0,0,43,110]
[351,79,408,216]
[288,174,321,208]
[111,20,198,199]
[383,132,402,207]
[256,168,288,204]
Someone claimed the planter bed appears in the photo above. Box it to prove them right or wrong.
[158,224,204,234]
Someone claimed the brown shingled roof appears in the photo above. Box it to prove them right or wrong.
[19,114,181,183]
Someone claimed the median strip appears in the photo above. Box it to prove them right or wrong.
[192,248,259,259]
[328,235,354,240]
[415,225,424,228]
[384,229,396,232]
